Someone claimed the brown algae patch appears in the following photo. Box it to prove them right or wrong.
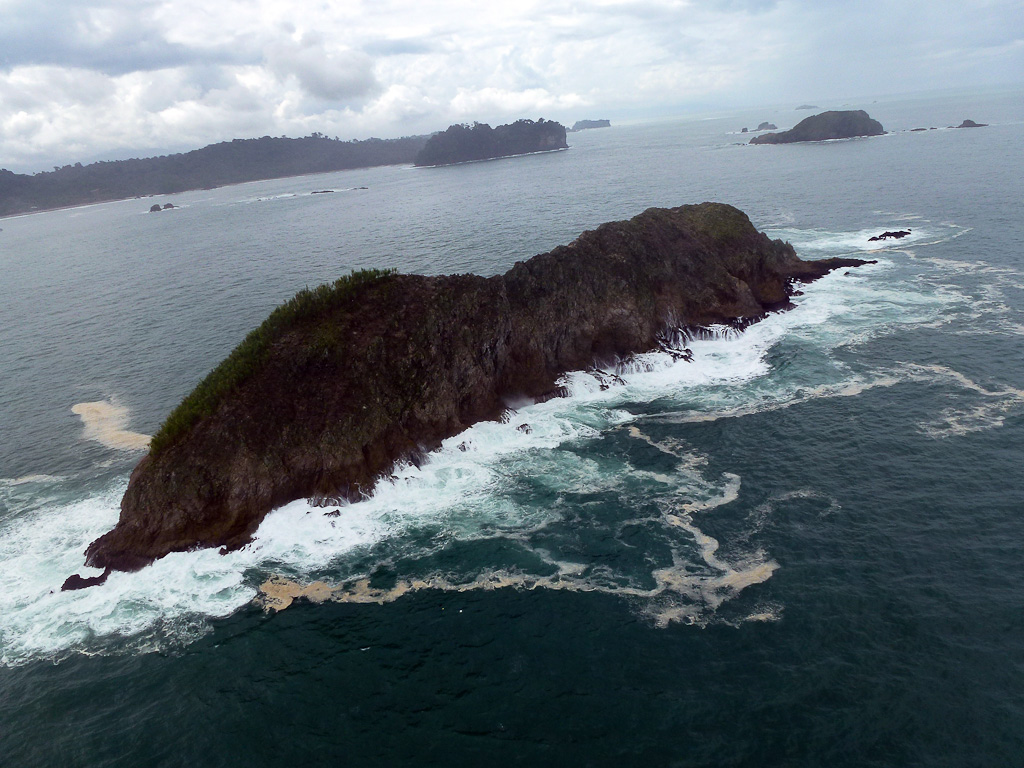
[257,577,334,611]
[72,401,151,451]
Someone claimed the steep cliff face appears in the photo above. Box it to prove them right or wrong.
[82,203,869,573]
[750,110,885,144]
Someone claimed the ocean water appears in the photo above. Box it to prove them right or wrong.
[1,89,1023,766]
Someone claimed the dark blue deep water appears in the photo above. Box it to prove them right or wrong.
[2,90,1023,766]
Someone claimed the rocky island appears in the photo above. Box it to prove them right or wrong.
[750,110,885,144]
[72,203,871,581]
[569,119,611,132]
[414,119,567,166]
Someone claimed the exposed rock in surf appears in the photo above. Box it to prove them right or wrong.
[955,119,987,128]
[750,110,884,144]
[756,122,777,131]
[868,230,911,242]
[61,568,111,591]
[149,204,162,212]
[81,203,873,575]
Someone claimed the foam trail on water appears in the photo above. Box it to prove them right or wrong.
[903,364,1024,437]
[72,401,150,451]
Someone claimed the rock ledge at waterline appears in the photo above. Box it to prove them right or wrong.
[75,203,872,579]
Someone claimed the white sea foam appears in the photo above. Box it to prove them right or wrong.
[0,474,65,487]
[902,364,1024,437]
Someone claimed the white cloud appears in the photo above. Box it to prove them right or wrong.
[450,87,588,118]
[0,0,1021,171]
[264,33,380,104]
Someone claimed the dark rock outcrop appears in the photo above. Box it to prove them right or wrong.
[750,110,884,144]
[869,230,911,242]
[955,119,987,128]
[80,203,872,574]
[149,204,162,212]
[756,122,778,131]
[61,568,111,591]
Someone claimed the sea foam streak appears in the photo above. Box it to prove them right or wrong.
[0,217,991,664]
[71,401,150,451]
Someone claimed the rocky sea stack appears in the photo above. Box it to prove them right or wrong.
[78,203,871,577]
[750,110,885,144]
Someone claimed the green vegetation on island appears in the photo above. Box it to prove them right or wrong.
[413,119,568,166]
[150,268,398,455]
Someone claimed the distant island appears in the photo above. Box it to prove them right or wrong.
[954,119,987,128]
[70,203,872,580]
[796,104,819,110]
[569,119,611,132]
[0,133,428,218]
[414,119,568,167]
[750,110,885,144]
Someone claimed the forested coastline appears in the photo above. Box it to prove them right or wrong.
[0,133,429,217]
[413,119,567,167]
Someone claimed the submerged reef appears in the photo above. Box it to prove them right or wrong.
[750,110,885,144]
[78,203,871,577]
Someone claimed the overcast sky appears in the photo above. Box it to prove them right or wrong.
[1,0,1021,172]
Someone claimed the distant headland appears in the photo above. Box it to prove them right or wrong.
[71,202,872,581]
[413,119,568,167]
[750,110,885,144]
[569,119,611,132]
[0,133,429,218]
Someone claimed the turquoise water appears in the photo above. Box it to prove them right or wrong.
[1,90,1023,765]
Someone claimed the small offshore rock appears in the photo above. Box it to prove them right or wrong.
[864,230,913,241]
[61,568,111,591]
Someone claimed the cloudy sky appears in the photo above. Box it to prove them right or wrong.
[1,0,1021,172]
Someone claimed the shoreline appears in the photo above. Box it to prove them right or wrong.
[413,146,570,168]
[0,161,415,221]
